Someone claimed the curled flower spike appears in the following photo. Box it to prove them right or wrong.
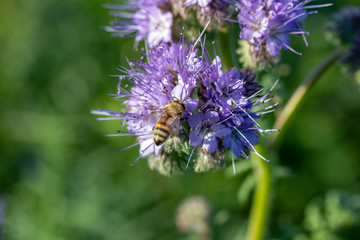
[340,34,360,75]
[232,0,332,68]
[326,6,360,76]
[326,6,360,47]
[180,0,231,28]
[93,33,278,175]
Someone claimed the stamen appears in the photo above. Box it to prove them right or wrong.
[231,142,236,174]
[219,17,239,23]
[131,142,154,165]
[193,19,211,49]
[117,142,141,152]
[186,146,197,169]
[231,98,261,128]
[302,3,333,9]
[275,12,307,30]
[234,127,269,162]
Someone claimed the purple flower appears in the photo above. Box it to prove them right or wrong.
[92,36,203,164]
[235,0,332,56]
[93,33,278,173]
[193,56,278,165]
[104,0,173,47]
[203,68,247,108]
[189,111,232,153]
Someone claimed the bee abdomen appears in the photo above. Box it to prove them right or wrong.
[153,121,170,146]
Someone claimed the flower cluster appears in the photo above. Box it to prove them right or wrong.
[95,1,333,174]
[93,34,277,174]
[104,0,230,47]
[234,0,332,68]
[104,1,331,70]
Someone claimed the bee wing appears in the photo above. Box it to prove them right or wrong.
[167,115,182,137]
[141,109,165,128]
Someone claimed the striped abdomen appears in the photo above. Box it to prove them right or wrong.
[153,113,170,146]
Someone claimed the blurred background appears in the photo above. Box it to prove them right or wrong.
[0,0,359,239]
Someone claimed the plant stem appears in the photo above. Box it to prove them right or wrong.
[246,49,344,240]
[246,144,272,240]
[270,49,344,147]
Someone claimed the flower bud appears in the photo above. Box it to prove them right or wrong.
[326,7,360,76]
[326,6,360,47]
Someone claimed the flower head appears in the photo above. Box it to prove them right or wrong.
[104,0,173,47]
[93,35,203,166]
[233,0,332,68]
[105,0,232,47]
[93,35,278,174]
[193,56,278,169]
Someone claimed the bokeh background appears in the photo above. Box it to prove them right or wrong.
[1,0,359,239]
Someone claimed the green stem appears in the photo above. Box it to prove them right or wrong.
[246,49,344,240]
[246,144,272,240]
[270,49,344,147]
[217,28,235,71]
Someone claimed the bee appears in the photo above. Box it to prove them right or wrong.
[153,99,185,146]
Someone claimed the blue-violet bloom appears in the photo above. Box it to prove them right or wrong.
[93,35,278,172]
[234,0,332,56]
[92,35,202,164]
[104,0,173,47]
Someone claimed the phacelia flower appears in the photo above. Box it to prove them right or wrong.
[233,0,332,68]
[93,34,278,174]
[189,111,232,153]
[192,55,278,171]
[104,0,173,47]
[105,0,231,47]
[93,35,202,166]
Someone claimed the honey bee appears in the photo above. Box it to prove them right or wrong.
[153,99,185,146]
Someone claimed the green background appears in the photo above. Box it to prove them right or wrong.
[0,0,359,239]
